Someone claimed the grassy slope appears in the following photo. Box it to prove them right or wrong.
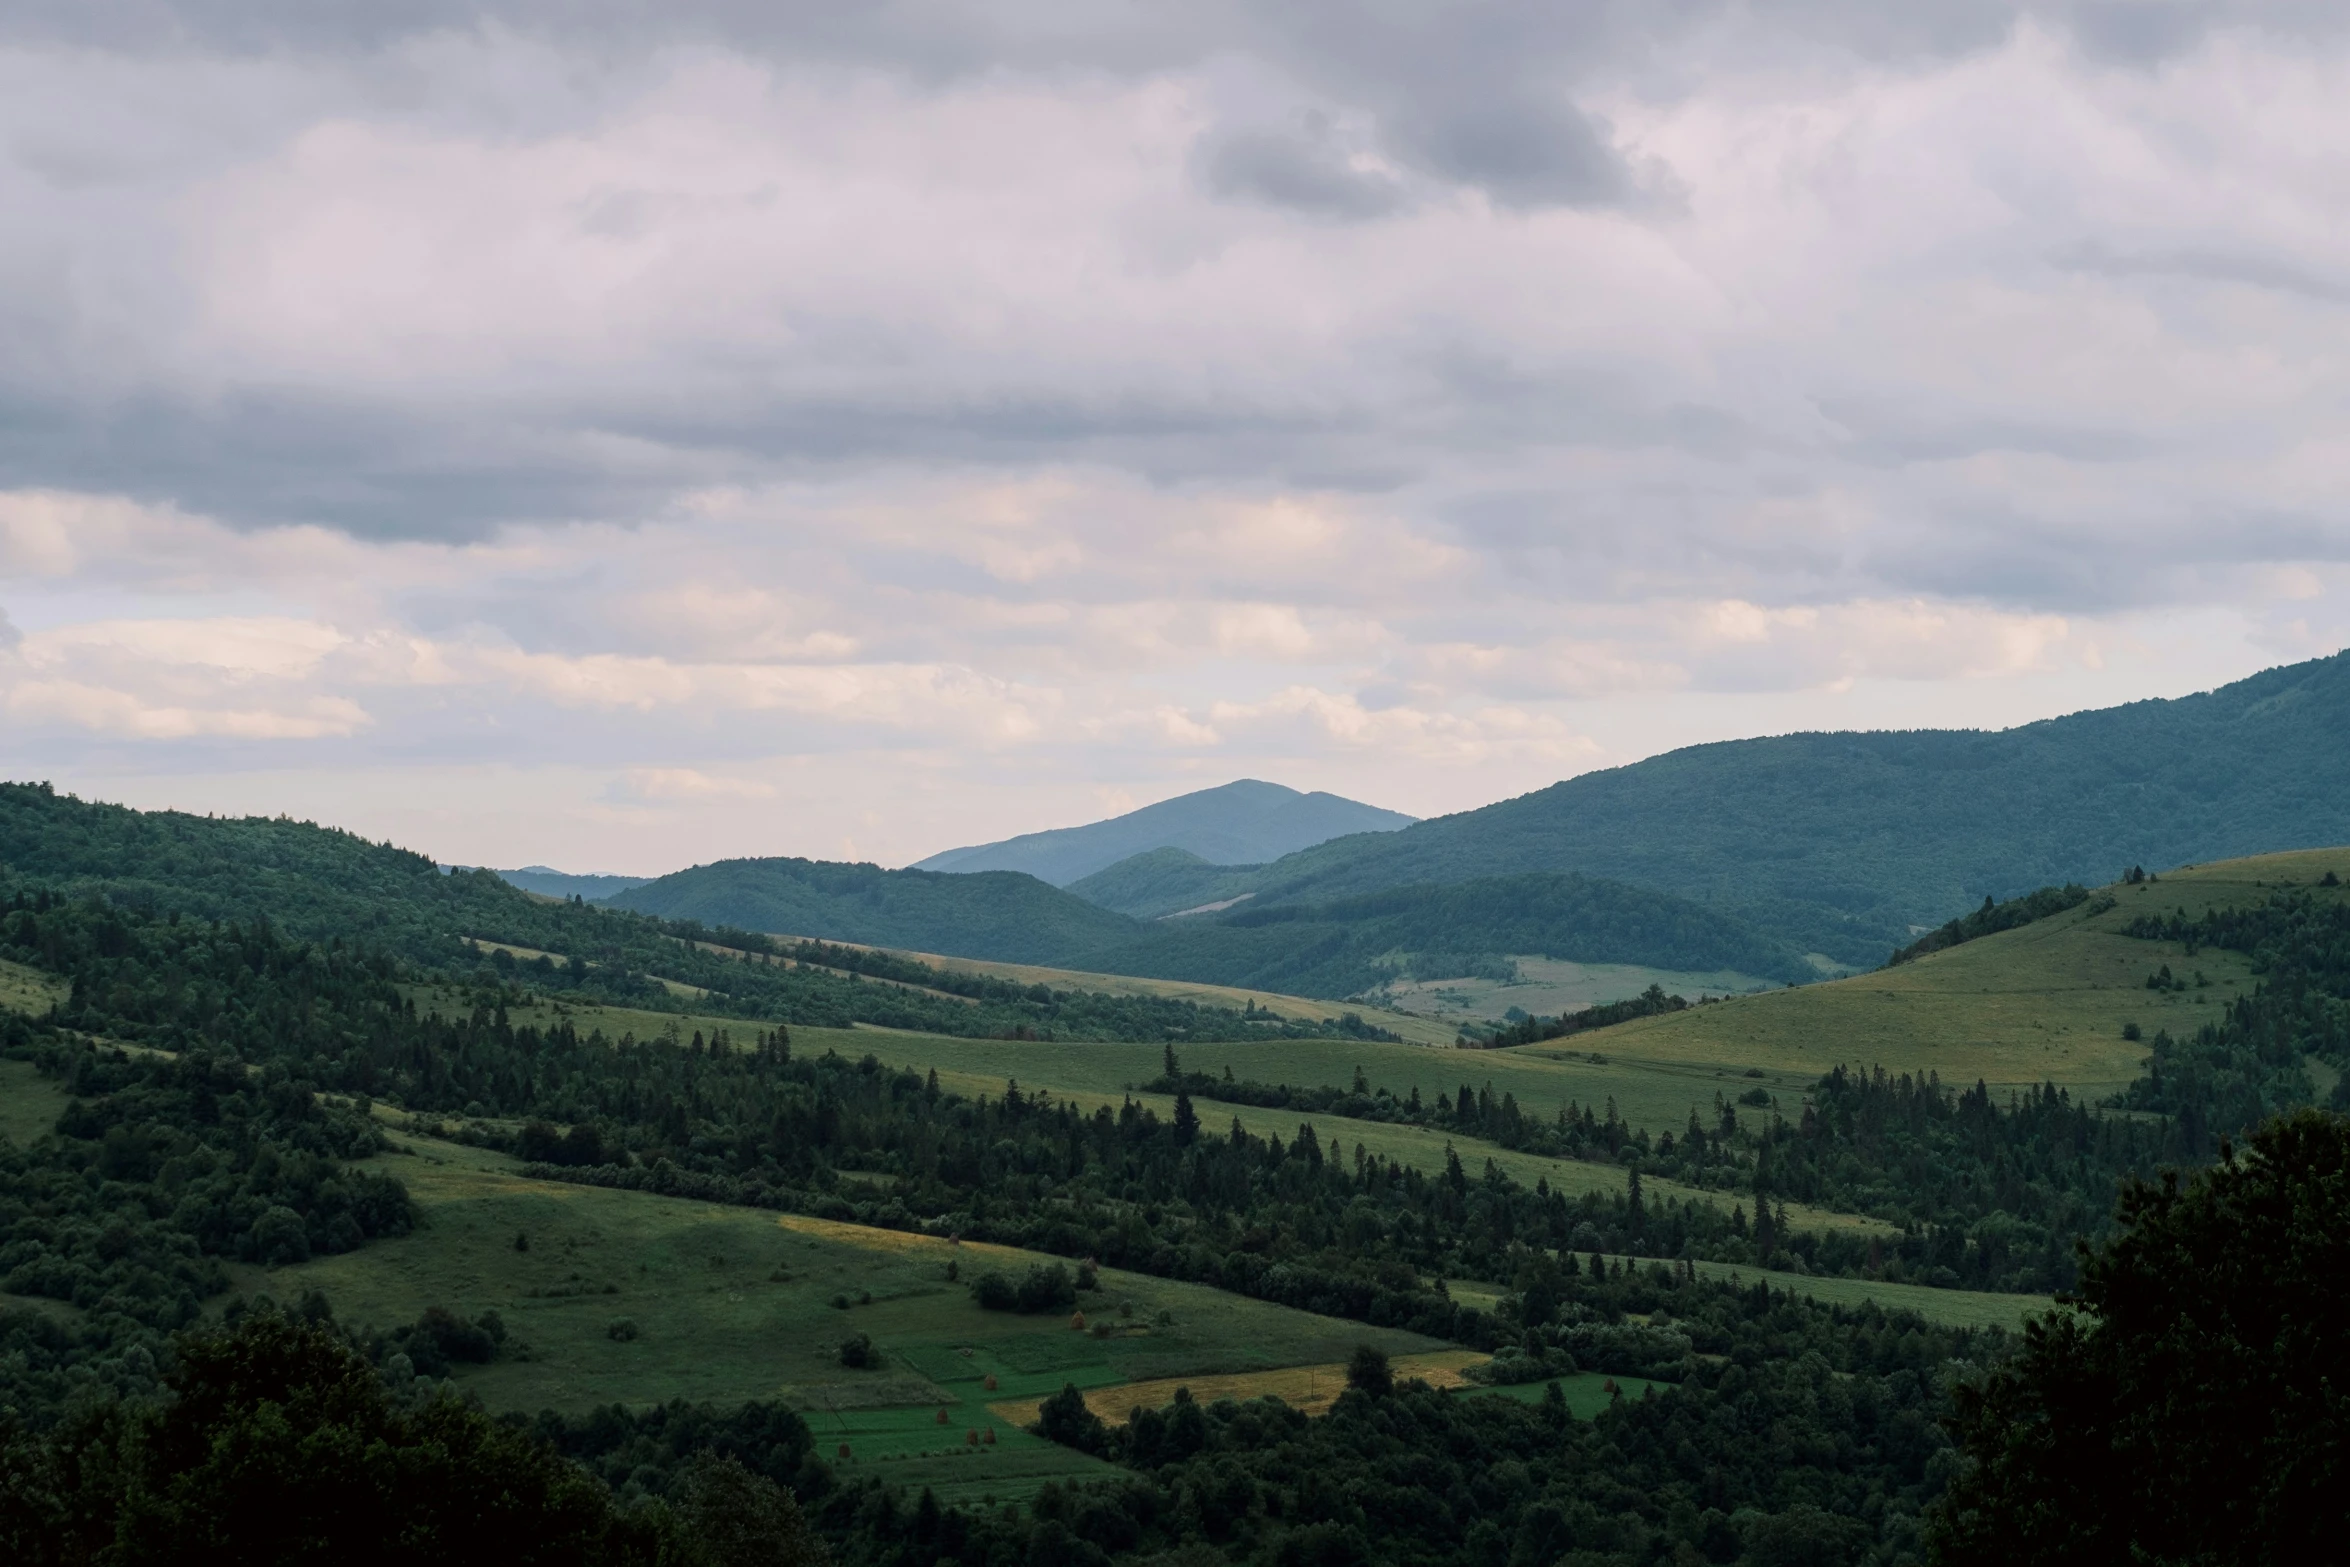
[803,1028,1885,1237]
[0,958,67,1018]
[1570,854,2346,1097]
[248,1126,1442,1503]
[770,945,1461,1047]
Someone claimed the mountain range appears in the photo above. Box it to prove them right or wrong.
[907,779,1414,884]
[609,648,2350,980]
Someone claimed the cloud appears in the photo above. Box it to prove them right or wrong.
[1198,119,1408,219]
[9,7,2350,870]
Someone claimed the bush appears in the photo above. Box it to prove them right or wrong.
[970,1263,1078,1314]
[607,1318,639,1342]
[838,1331,876,1369]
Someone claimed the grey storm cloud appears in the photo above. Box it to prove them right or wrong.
[4,0,2350,624]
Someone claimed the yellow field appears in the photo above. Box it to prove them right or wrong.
[986,1349,1488,1427]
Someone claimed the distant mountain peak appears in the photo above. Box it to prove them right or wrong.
[911,780,1415,886]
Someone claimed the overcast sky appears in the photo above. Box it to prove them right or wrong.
[3,3,2347,873]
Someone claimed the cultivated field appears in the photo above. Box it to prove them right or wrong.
[242,1128,1446,1502]
[1367,955,1782,1027]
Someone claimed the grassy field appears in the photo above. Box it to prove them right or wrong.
[0,958,68,1018]
[805,1028,1889,1237]
[0,1057,70,1146]
[1682,1261,2057,1330]
[817,1026,1821,1142]
[243,1127,1446,1503]
[1368,956,1781,1027]
[1569,856,2346,1099]
[764,938,1462,1047]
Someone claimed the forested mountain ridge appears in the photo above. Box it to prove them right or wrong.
[607,854,1813,995]
[607,855,1150,964]
[910,779,1413,884]
[0,784,1364,1043]
[1167,650,2350,965]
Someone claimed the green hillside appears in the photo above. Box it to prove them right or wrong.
[1065,847,1253,919]
[0,784,1361,1044]
[9,795,2347,1564]
[609,856,1148,965]
[1172,649,2350,965]
[611,852,1811,1000]
[1071,872,1816,994]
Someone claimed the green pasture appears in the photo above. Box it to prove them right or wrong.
[1453,1258,2049,1332]
[0,1057,71,1147]
[772,942,1461,1048]
[1372,956,1780,1027]
[1682,1260,2057,1331]
[813,1025,1821,1144]
[806,1031,1888,1238]
[1574,863,2307,1097]
[0,958,68,1018]
[238,1129,1439,1501]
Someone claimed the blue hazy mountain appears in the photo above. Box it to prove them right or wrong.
[486,865,654,901]
[910,779,1414,886]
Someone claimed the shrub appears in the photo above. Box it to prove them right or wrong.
[607,1318,639,1342]
[838,1332,876,1369]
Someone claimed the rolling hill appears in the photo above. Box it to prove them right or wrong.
[1148,649,2350,966]
[910,778,1412,884]
[608,856,1151,965]
[606,855,1812,999]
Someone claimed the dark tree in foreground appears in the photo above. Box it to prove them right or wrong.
[1930,1109,2350,1565]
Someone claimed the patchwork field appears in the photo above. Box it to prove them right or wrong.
[241,1128,1447,1502]
[1366,956,1782,1027]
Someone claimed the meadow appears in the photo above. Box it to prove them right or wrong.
[0,957,67,1019]
[246,1126,1447,1502]
[1367,955,1781,1027]
[758,939,1462,1046]
[1576,856,2337,1099]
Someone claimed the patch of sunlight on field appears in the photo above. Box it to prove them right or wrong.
[0,958,68,1017]
[987,1349,1489,1427]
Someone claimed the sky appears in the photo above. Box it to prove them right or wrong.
[4,2,2350,874]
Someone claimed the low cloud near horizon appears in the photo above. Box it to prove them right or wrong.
[4,3,2349,871]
